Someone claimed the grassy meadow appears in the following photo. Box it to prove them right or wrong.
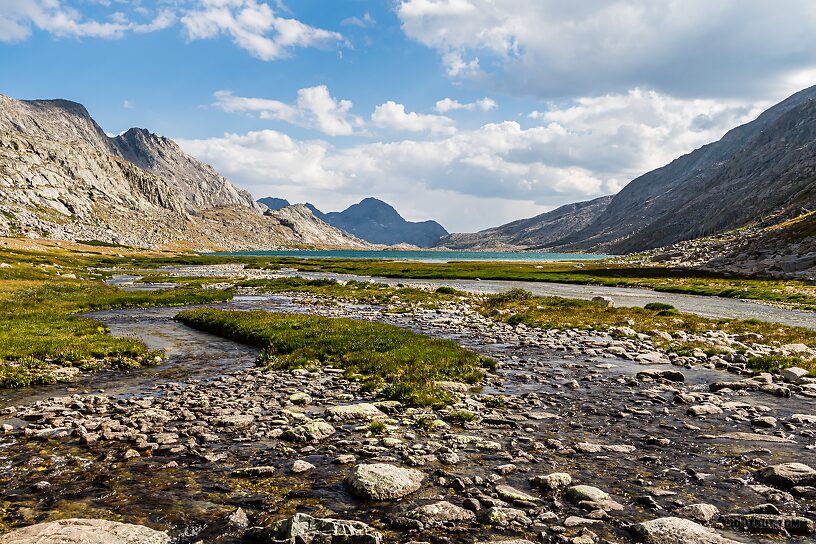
[175,308,493,407]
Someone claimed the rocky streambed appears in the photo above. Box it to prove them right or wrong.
[1,292,815,543]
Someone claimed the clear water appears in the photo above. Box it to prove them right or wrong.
[208,249,607,262]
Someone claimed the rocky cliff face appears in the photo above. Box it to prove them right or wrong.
[0,94,364,250]
[554,85,816,253]
[436,195,612,250]
[113,128,260,213]
[305,197,448,247]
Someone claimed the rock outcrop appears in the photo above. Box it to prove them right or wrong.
[0,94,365,250]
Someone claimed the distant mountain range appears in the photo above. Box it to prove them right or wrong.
[2,83,815,270]
[444,85,816,273]
[0,94,365,250]
[258,197,449,247]
[436,196,612,250]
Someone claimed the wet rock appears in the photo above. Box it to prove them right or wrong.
[253,513,381,544]
[564,516,602,527]
[481,507,532,527]
[346,463,424,500]
[529,472,572,492]
[0,518,170,544]
[288,392,312,405]
[474,540,535,544]
[637,369,684,382]
[629,516,739,543]
[232,466,276,477]
[687,404,722,417]
[495,484,540,503]
[675,504,719,524]
[762,463,816,488]
[751,416,777,428]
[291,460,315,473]
[565,485,609,503]
[326,403,386,421]
[282,421,336,443]
[228,508,249,528]
[406,501,476,526]
[217,414,255,428]
[719,513,814,536]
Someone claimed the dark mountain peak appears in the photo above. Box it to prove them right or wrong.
[341,198,402,223]
[258,197,291,211]
[300,197,447,247]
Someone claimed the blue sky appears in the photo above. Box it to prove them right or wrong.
[2,1,816,231]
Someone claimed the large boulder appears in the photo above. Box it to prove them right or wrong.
[763,463,816,488]
[629,517,739,543]
[253,513,381,544]
[346,463,424,500]
[0,518,170,544]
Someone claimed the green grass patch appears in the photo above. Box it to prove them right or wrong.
[446,409,477,424]
[0,279,233,389]
[174,308,492,408]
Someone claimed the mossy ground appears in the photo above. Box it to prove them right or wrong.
[246,258,816,310]
[174,308,493,408]
[480,290,816,374]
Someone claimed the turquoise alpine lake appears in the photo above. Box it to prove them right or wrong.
[210,249,608,262]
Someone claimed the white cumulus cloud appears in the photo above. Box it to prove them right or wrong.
[435,97,497,113]
[0,0,175,42]
[181,0,343,61]
[214,86,363,136]
[180,87,767,231]
[397,0,816,99]
[371,101,457,135]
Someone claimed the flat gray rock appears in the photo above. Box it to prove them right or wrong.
[325,403,386,421]
[0,518,170,544]
[629,516,739,543]
[346,463,424,500]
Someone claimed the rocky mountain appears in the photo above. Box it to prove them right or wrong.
[258,197,291,211]
[0,94,364,250]
[436,195,612,250]
[300,197,448,247]
[553,85,816,253]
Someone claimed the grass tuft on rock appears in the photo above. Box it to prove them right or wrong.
[174,308,491,408]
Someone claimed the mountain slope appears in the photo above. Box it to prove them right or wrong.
[554,85,816,253]
[113,128,260,213]
[0,94,364,250]
[306,197,448,247]
[436,195,612,250]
